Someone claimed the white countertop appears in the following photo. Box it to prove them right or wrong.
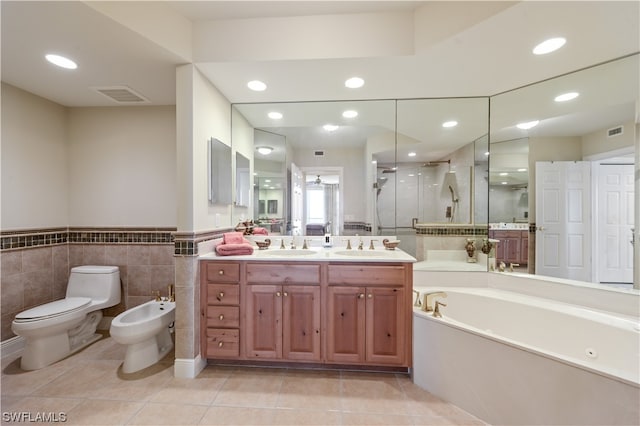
[199,246,417,263]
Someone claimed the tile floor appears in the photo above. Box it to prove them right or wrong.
[1,335,487,425]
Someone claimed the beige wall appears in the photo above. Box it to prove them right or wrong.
[68,106,176,227]
[1,83,69,230]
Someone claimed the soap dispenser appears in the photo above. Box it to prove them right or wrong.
[323,233,333,248]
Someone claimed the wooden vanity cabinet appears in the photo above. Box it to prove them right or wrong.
[244,263,321,362]
[325,264,410,366]
[490,230,529,265]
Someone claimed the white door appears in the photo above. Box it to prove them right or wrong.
[535,161,591,281]
[290,163,303,236]
[597,164,634,283]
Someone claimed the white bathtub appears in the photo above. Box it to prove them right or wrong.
[413,287,640,425]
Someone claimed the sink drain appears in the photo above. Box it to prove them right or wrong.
[585,348,598,359]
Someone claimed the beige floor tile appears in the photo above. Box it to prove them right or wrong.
[0,396,83,426]
[31,360,120,398]
[276,372,342,410]
[64,399,144,425]
[87,364,174,402]
[342,412,414,425]
[340,372,410,415]
[212,371,284,408]
[1,358,75,396]
[271,408,341,425]
[150,376,226,406]
[128,401,208,425]
[198,406,277,425]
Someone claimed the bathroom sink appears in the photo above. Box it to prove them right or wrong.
[333,250,389,257]
[261,249,318,256]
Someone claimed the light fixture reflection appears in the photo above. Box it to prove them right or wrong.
[554,92,579,102]
[442,120,458,128]
[323,124,339,132]
[342,110,358,118]
[517,120,539,130]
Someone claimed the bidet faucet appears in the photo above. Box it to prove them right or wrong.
[422,291,447,312]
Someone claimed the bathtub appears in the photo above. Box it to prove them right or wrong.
[412,287,640,425]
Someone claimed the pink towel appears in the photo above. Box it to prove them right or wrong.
[223,232,244,245]
[216,243,254,256]
[253,227,268,235]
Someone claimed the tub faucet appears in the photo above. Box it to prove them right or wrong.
[509,263,520,272]
[422,291,447,312]
[433,300,447,318]
[412,290,422,307]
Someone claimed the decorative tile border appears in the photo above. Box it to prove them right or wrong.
[415,225,489,236]
[0,227,176,252]
[173,228,235,256]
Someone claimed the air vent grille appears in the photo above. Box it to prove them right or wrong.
[314,150,325,157]
[91,86,149,104]
[607,126,623,137]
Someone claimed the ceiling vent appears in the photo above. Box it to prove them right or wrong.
[607,125,624,138]
[314,150,325,157]
[91,86,149,104]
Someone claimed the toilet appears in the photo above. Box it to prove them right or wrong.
[109,299,175,373]
[12,265,121,371]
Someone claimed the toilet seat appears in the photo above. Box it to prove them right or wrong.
[14,297,91,323]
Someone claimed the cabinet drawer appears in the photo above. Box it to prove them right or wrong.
[206,306,239,328]
[205,328,239,358]
[246,263,320,284]
[328,264,405,285]
[206,284,240,305]
[204,262,240,283]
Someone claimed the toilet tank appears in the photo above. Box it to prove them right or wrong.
[66,265,121,309]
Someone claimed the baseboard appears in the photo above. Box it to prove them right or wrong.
[1,336,24,359]
[174,355,206,378]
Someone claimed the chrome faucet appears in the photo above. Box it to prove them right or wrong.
[422,291,447,312]
[302,239,310,249]
[290,238,297,249]
[369,239,377,250]
[343,238,352,250]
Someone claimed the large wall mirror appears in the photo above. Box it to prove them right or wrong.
[232,98,490,271]
[489,53,639,287]
[208,137,232,205]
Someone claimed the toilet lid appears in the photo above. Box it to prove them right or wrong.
[15,297,91,322]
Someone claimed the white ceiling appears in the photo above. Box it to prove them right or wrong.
[2,1,638,165]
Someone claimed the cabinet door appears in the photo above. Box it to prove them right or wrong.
[366,287,406,365]
[326,286,365,364]
[503,235,521,263]
[520,231,529,264]
[282,285,321,361]
[245,285,282,359]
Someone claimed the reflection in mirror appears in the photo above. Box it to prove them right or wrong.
[208,138,232,205]
[253,129,287,235]
[234,100,396,238]
[396,98,490,270]
[235,152,250,207]
[489,54,639,288]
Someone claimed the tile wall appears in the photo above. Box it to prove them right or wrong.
[0,227,175,341]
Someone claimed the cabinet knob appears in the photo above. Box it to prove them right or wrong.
[367,294,373,299]
[276,291,282,297]
[358,293,365,299]
[218,270,224,275]
[218,292,224,298]
[283,291,288,297]
[218,341,224,348]
[219,314,224,320]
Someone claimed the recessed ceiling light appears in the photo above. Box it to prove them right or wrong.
[500,172,508,176]
[517,120,539,130]
[265,179,271,183]
[256,146,273,155]
[345,77,364,89]
[268,111,283,119]
[45,54,77,69]
[342,110,358,118]
[408,152,416,157]
[323,124,339,132]
[484,152,490,156]
[533,37,566,55]
[554,92,579,102]
[501,182,508,185]
[517,168,527,172]
[442,120,458,128]
[247,80,267,91]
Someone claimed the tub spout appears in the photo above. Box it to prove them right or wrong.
[422,291,447,312]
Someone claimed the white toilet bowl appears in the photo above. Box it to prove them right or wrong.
[109,299,175,373]
[12,265,121,370]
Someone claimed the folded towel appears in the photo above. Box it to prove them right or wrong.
[216,243,254,256]
[223,232,244,245]
[253,227,269,235]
